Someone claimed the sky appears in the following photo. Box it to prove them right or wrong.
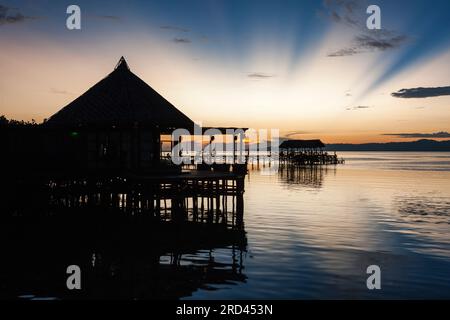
[1,0,449,143]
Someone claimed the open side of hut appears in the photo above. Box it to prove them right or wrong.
[42,57,195,174]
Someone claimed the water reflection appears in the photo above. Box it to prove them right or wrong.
[0,225,247,299]
[3,152,450,299]
[0,176,247,299]
[225,153,450,299]
[278,165,335,189]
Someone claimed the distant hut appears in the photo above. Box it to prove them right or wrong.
[279,139,342,165]
[279,139,325,152]
[42,57,195,173]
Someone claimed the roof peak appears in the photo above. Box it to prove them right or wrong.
[115,56,130,71]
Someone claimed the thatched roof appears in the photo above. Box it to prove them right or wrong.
[44,57,195,131]
[279,139,325,149]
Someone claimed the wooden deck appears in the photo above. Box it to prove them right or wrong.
[1,169,246,231]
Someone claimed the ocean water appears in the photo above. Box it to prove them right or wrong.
[185,152,450,299]
[4,152,450,300]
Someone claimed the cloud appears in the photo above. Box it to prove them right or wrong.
[346,105,371,110]
[328,48,359,57]
[50,88,72,95]
[355,34,407,50]
[322,0,362,28]
[161,25,212,47]
[92,15,121,21]
[247,73,275,80]
[328,32,408,57]
[161,25,189,33]
[323,0,408,57]
[391,86,450,98]
[84,15,122,23]
[283,130,310,139]
[0,4,38,25]
[173,38,191,44]
[382,132,450,138]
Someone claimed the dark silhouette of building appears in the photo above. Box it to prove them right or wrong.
[0,58,248,300]
[40,57,195,173]
[279,139,325,150]
[279,139,343,165]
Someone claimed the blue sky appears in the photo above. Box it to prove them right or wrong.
[1,0,450,142]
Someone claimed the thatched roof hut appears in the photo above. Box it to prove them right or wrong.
[279,139,325,149]
[39,57,198,173]
[45,57,194,132]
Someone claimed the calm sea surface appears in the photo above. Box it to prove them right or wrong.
[5,152,450,300]
[184,152,450,299]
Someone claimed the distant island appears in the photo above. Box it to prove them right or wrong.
[324,139,450,152]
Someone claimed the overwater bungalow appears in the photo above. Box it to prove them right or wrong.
[40,57,196,174]
[279,139,344,165]
[27,56,249,176]
[280,139,325,150]
[1,57,247,236]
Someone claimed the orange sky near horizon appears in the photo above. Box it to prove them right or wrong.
[1,23,450,144]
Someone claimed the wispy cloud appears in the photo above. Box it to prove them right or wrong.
[346,105,371,110]
[50,88,72,95]
[247,73,275,80]
[322,0,366,28]
[91,15,121,21]
[283,130,310,139]
[161,25,189,33]
[391,86,450,99]
[84,15,122,24]
[355,34,407,50]
[0,4,38,25]
[328,48,359,57]
[382,132,450,138]
[161,25,210,47]
[173,38,191,44]
[328,31,408,57]
[323,0,409,57]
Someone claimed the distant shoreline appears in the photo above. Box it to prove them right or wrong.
[324,139,450,152]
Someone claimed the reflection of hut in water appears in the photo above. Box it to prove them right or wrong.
[0,224,247,299]
[279,165,333,189]
[279,139,344,165]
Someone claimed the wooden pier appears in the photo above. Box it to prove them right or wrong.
[2,170,246,231]
[45,171,245,229]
